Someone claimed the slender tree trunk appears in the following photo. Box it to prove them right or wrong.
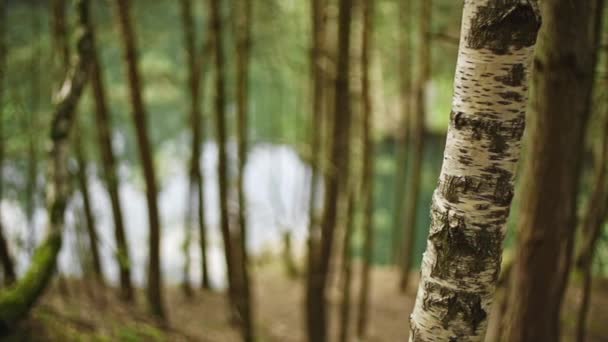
[574,4,607,342]
[305,0,326,336]
[338,190,356,342]
[235,0,254,339]
[89,2,133,301]
[114,0,165,319]
[307,0,354,340]
[52,0,104,287]
[575,105,608,342]
[0,0,15,287]
[399,0,431,292]
[25,3,42,258]
[197,166,210,290]
[505,1,600,341]
[180,0,199,297]
[356,0,374,336]
[0,0,92,329]
[391,0,412,266]
[74,137,104,285]
[408,1,541,340]
[209,0,238,319]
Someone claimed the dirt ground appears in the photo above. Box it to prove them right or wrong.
[5,263,608,341]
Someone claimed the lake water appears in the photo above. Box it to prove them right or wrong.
[0,136,447,289]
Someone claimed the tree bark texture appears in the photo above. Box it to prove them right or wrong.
[505,1,599,341]
[114,0,165,318]
[409,1,541,340]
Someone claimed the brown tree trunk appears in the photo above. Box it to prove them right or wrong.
[74,136,104,285]
[0,0,15,287]
[356,0,374,336]
[180,0,212,291]
[305,0,326,336]
[505,1,600,341]
[338,190,356,342]
[209,0,238,319]
[399,0,431,292]
[234,0,254,339]
[89,1,133,300]
[307,0,354,340]
[391,0,412,266]
[0,0,92,329]
[114,0,165,319]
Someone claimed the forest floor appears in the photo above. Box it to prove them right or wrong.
[4,262,608,341]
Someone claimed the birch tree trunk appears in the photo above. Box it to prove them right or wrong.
[505,1,600,340]
[0,0,91,329]
[0,0,15,287]
[114,0,165,319]
[408,1,541,340]
[356,0,374,336]
[52,0,104,287]
[400,0,431,292]
[89,1,133,300]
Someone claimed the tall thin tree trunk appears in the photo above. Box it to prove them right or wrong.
[114,0,165,319]
[25,2,42,258]
[180,0,199,297]
[209,0,238,319]
[305,0,325,336]
[0,0,92,329]
[0,0,15,287]
[408,1,541,340]
[356,0,374,336]
[307,0,354,340]
[505,1,599,341]
[235,0,254,340]
[89,2,133,301]
[338,190,356,342]
[399,0,431,292]
[391,0,411,266]
[574,4,606,342]
[74,137,104,285]
[52,0,104,287]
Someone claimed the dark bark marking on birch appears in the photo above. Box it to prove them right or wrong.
[429,206,503,281]
[422,281,488,334]
[467,1,540,55]
[494,63,525,86]
[450,111,525,156]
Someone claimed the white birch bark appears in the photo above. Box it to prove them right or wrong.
[408,1,540,340]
